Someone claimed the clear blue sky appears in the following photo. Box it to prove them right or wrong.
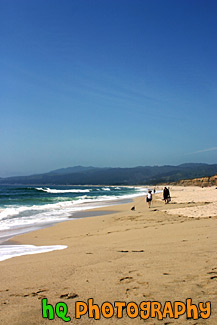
[0,0,216,176]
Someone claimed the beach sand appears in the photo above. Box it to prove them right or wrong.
[0,186,216,324]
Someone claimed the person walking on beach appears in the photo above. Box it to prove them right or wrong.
[168,187,170,200]
[146,190,152,208]
[163,187,170,204]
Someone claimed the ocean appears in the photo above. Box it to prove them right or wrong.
[0,185,148,261]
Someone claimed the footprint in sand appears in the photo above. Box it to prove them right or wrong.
[117,250,129,253]
[125,287,139,297]
[207,271,217,274]
[119,270,150,299]
[137,281,149,288]
[59,293,78,299]
[10,289,48,298]
[132,250,144,253]
[2,300,9,305]
[210,276,217,280]
[0,289,9,293]
[120,276,133,283]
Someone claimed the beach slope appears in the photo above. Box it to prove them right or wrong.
[0,187,216,324]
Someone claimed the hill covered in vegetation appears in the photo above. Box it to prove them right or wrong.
[173,174,217,187]
[0,163,217,185]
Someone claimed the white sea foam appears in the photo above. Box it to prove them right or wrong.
[36,187,90,193]
[136,187,149,192]
[0,189,148,223]
[0,186,151,261]
[0,187,149,237]
[0,196,114,230]
[0,244,67,262]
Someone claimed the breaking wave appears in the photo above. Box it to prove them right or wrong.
[36,187,90,194]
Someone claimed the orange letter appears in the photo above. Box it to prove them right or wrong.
[88,298,100,319]
[174,301,186,318]
[151,302,163,320]
[186,299,198,319]
[140,302,151,320]
[162,301,174,318]
[114,301,126,318]
[101,302,114,318]
[75,301,88,319]
[126,302,139,318]
[199,302,211,319]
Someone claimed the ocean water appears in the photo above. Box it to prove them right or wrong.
[0,185,148,261]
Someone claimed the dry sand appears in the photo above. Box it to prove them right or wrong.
[0,186,216,324]
[160,186,217,218]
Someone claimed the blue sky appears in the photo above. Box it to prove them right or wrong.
[0,0,216,176]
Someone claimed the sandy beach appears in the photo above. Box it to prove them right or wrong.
[0,186,217,324]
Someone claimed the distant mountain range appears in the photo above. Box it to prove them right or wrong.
[0,163,217,185]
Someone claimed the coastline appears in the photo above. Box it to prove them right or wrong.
[0,185,147,248]
[0,187,216,324]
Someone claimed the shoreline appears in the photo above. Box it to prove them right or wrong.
[0,184,158,259]
[0,189,144,260]
[0,186,216,324]
[5,195,141,247]
[0,187,141,247]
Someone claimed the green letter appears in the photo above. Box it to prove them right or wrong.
[56,302,71,322]
[42,298,54,320]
